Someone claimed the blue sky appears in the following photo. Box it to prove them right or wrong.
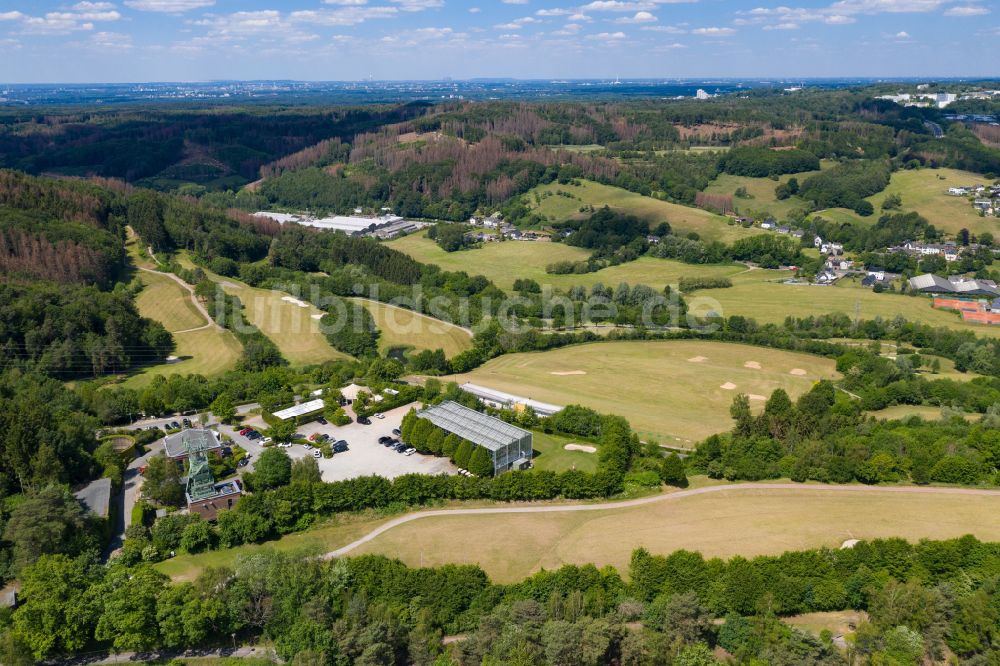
[0,0,997,82]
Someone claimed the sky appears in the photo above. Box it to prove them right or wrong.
[0,0,997,82]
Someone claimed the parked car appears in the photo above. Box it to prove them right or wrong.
[278,442,292,448]
[357,416,371,425]
[312,449,322,459]
[393,442,407,453]
[221,446,232,457]
[316,417,328,425]
[261,437,272,445]
[403,448,416,456]
[237,457,251,468]
[374,413,385,419]
[333,440,348,453]
[303,443,313,451]
[239,428,251,436]
[316,433,330,443]
[182,418,192,428]
[169,421,180,430]
[308,433,318,442]
[246,432,261,440]
[391,428,401,437]
[383,438,396,447]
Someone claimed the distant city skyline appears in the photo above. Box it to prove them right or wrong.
[0,0,997,83]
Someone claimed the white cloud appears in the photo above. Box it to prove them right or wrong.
[290,6,398,26]
[587,30,626,39]
[323,0,369,4]
[641,24,686,32]
[502,0,530,4]
[614,10,657,23]
[73,2,116,10]
[691,26,736,35]
[391,0,444,10]
[495,16,539,29]
[537,8,572,15]
[87,30,133,50]
[469,7,482,12]
[944,4,990,15]
[0,11,25,21]
[894,29,911,37]
[123,0,215,11]
[764,22,800,29]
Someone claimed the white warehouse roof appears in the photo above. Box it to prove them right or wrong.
[272,399,325,420]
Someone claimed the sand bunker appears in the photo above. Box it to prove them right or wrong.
[840,539,860,549]
[550,370,586,376]
[720,382,737,390]
[744,361,761,369]
[748,394,767,401]
[564,443,597,453]
[311,314,325,320]
[789,368,807,376]
[688,356,707,363]
[281,296,310,308]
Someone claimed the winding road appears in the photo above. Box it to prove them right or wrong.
[322,482,1000,559]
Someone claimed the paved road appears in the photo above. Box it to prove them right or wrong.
[322,482,1000,559]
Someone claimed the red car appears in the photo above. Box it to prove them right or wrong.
[239,428,251,436]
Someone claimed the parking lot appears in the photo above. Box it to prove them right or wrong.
[241,402,456,482]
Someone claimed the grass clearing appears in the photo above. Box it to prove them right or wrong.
[531,430,599,473]
[868,405,977,422]
[704,170,821,221]
[388,232,744,292]
[350,486,1000,582]
[446,340,838,445]
[356,299,472,358]
[525,179,763,244]
[867,167,997,236]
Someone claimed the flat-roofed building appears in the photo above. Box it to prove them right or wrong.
[418,401,532,475]
[459,382,562,417]
[272,398,325,422]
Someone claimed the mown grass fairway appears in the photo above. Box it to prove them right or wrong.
[446,340,838,444]
[356,298,472,358]
[119,324,244,390]
[348,486,1000,582]
[217,277,349,367]
[388,232,744,292]
[868,405,977,421]
[707,272,1000,339]
[525,179,763,243]
[134,269,206,333]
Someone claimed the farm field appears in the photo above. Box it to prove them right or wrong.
[707,273,1000,338]
[445,340,839,445]
[531,430,599,473]
[525,179,763,243]
[349,486,1000,582]
[388,232,745,291]
[355,298,472,358]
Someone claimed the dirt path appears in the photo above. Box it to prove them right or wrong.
[322,483,1000,559]
[137,265,218,333]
